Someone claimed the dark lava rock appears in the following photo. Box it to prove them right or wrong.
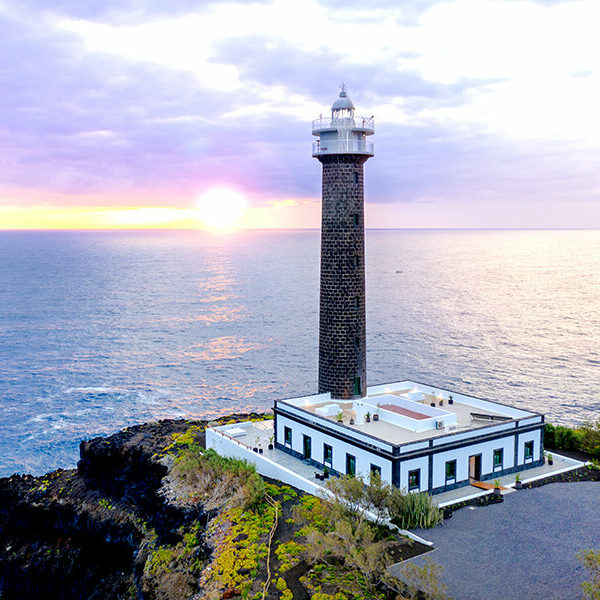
[0,417,252,599]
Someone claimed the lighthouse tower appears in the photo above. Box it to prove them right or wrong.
[313,85,374,399]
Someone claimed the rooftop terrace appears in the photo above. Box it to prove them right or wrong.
[277,380,541,447]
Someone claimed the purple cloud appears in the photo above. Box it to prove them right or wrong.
[0,0,599,226]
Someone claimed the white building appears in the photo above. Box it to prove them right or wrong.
[273,380,544,493]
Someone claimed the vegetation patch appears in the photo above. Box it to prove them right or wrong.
[172,447,266,511]
[545,421,600,458]
[279,475,441,600]
[578,548,600,600]
[199,503,278,598]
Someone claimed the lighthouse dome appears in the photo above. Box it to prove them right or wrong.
[331,86,354,111]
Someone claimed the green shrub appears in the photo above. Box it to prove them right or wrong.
[544,423,556,448]
[556,426,582,450]
[389,557,451,600]
[172,447,265,510]
[544,423,582,451]
[387,490,443,530]
[579,420,600,458]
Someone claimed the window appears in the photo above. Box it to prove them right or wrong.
[408,469,420,492]
[323,443,333,466]
[354,336,360,349]
[353,172,359,184]
[284,426,292,446]
[353,376,361,396]
[445,460,457,483]
[370,464,381,478]
[354,296,360,309]
[493,449,503,470]
[352,213,359,225]
[524,441,534,461]
[346,453,356,477]
[354,255,359,267]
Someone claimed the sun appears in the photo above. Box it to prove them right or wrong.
[195,187,247,231]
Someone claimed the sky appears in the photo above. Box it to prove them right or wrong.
[1,0,599,229]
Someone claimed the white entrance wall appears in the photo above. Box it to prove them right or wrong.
[429,435,513,489]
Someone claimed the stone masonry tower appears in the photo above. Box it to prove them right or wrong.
[312,85,374,399]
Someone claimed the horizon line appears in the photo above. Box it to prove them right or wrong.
[1,227,599,232]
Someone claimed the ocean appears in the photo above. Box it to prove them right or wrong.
[0,229,599,477]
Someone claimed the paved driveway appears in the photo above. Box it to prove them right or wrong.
[391,482,600,600]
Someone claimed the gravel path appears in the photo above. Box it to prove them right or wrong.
[391,482,600,600]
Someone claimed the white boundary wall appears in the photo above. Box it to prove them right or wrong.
[206,426,324,496]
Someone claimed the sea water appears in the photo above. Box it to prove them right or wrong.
[0,229,599,476]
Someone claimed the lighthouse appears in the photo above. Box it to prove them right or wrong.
[313,85,374,399]
[211,85,546,497]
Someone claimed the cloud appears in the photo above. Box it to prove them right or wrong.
[214,34,499,114]
[4,0,270,25]
[0,11,291,203]
[1,0,599,227]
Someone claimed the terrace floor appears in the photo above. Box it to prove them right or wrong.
[433,452,584,507]
[216,420,330,484]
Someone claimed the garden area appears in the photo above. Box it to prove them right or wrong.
[152,427,451,600]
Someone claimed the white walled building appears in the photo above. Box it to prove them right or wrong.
[273,380,544,493]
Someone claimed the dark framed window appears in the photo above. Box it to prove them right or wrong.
[354,255,359,267]
[284,426,292,446]
[445,459,457,483]
[353,172,359,184]
[370,464,382,478]
[493,448,503,470]
[354,336,360,349]
[346,453,356,477]
[323,443,333,465]
[408,469,420,491]
[524,441,534,461]
[353,377,361,396]
[354,296,360,309]
[352,213,359,225]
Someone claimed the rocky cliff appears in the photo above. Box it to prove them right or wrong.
[0,414,262,600]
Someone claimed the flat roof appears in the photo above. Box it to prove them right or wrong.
[277,380,542,447]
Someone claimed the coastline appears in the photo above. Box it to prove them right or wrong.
[1,415,598,599]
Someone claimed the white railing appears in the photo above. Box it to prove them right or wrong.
[312,139,374,156]
[312,116,375,132]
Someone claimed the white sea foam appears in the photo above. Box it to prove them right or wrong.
[66,387,119,394]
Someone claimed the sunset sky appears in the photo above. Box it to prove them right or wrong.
[1,0,599,229]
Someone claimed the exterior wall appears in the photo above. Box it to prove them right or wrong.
[517,428,543,464]
[429,436,513,490]
[277,412,544,495]
[398,456,429,492]
[318,153,370,399]
[276,413,393,483]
